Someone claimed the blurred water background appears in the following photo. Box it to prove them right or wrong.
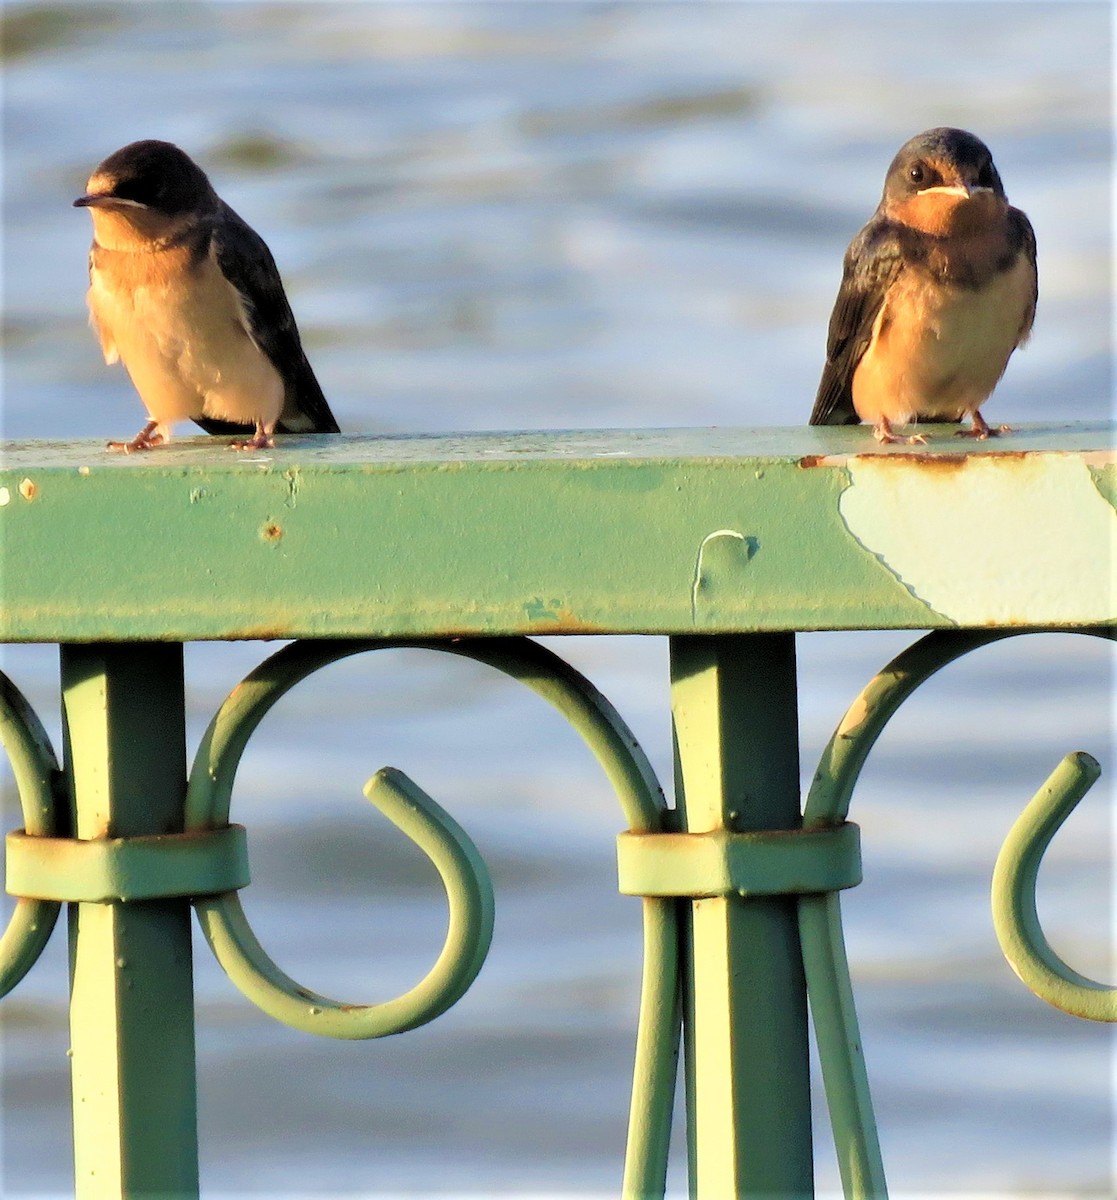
[0,1,1113,1196]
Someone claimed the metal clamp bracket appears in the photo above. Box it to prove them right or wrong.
[5,825,250,903]
[617,822,861,898]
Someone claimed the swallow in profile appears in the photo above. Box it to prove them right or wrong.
[810,127,1037,443]
[74,139,340,451]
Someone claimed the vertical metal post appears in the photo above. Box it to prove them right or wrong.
[670,633,813,1199]
[62,643,199,1199]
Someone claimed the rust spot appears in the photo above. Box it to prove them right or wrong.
[523,604,608,634]
[536,618,609,634]
[229,624,296,641]
[798,454,849,469]
[18,478,37,501]
[856,449,1043,473]
[260,522,283,543]
[849,452,970,473]
[976,450,1043,462]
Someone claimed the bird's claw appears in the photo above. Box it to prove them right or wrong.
[955,412,1007,441]
[954,423,1010,440]
[873,422,927,446]
[107,426,165,453]
[229,433,276,452]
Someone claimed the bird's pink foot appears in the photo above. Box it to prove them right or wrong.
[230,427,276,451]
[954,412,1010,440]
[107,422,165,453]
[873,418,926,445]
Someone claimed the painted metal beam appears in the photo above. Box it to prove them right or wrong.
[2,424,1112,642]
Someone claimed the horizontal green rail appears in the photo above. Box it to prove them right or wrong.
[1,424,1112,641]
[1,424,1113,1200]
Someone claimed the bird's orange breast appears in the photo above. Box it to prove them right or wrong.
[852,249,1035,428]
[86,238,284,429]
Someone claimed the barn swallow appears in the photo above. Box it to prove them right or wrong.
[810,127,1037,444]
[74,139,340,451]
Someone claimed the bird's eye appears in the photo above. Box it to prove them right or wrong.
[977,162,995,187]
[908,163,926,185]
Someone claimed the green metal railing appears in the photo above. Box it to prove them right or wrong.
[1,424,1113,1198]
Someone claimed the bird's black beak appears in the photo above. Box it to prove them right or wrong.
[73,193,148,209]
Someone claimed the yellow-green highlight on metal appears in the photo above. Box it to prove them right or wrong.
[617,823,861,898]
[5,824,249,903]
[0,669,63,996]
[992,751,1115,1022]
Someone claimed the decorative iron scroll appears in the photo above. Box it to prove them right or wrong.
[0,628,1110,1200]
[991,751,1113,1022]
[0,670,62,996]
[183,636,679,1199]
[800,626,1115,1200]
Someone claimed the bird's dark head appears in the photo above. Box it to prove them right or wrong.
[880,127,1009,236]
[74,140,217,221]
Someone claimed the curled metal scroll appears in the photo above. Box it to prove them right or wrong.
[197,762,495,1040]
[0,670,63,995]
[800,627,1114,1200]
[991,750,1114,1021]
[186,636,676,1199]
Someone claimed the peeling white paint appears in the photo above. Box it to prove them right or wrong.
[691,529,747,623]
[839,455,1117,624]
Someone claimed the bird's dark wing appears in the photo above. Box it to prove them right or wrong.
[809,221,905,426]
[198,201,340,435]
[1008,205,1038,346]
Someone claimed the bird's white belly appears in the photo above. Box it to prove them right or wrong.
[88,249,283,431]
[854,254,1033,426]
